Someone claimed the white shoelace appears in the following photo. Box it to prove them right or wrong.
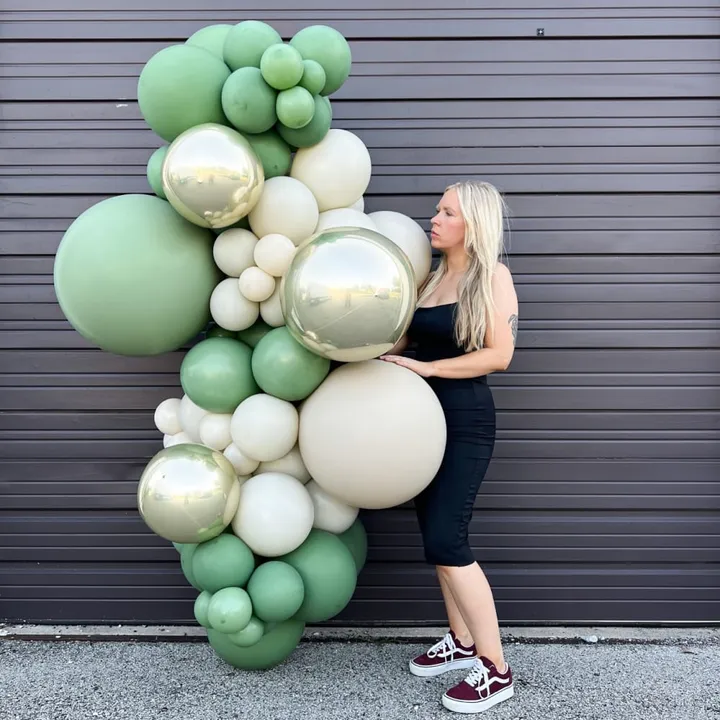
[427,632,458,660]
[464,661,492,698]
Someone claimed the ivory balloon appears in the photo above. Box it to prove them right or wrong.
[254,233,296,277]
[230,393,298,462]
[213,228,258,277]
[210,277,260,331]
[223,443,260,476]
[256,443,310,484]
[306,480,359,534]
[315,208,377,233]
[164,431,192,448]
[238,266,275,302]
[178,394,209,442]
[260,284,285,327]
[199,413,233,451]
[154,398,182,435]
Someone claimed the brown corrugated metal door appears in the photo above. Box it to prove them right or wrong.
[1,2,719,625]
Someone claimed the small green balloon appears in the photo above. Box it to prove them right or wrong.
[247,561,305,623]
[222,67,277,134]
[146,146,167,199]
[208,618,305,670]
[277,94,332,148]
[237,320,274,348]
[227,616,265,647]
[194,590,213,628]
[205,325,236,339]
[180,543,201,590]
[298,59,327,95]
[186,23,233,59]
[191,533,256,593]
[251,327,330,401]
[224,20,283,71]
[180,337,258,413]
[245,130,292,179]
[276,86,315,129]
[207,587,253,634]
[290,25,352,96]
[338,518,368,575]
[260,43,304,90]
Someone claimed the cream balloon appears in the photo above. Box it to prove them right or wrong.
[230,394,299,462]
[223,443,260,476]
[164,431,192,448]
[290,129,371,212]
[199,413,233,451]
[210,277,259,331]
[315,208,377,234]
[256,443,310,484]
[238,266,276,302]
[298,360,447,509]
[305,480,359,534]
[154,398,182,435]
[260,283,285,327]
[254,233,296,277]
[231,472,314,556]
[178,394,209,442]
[349,196,364,212]
[213,228,258,277]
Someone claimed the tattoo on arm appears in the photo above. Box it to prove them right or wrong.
[508,314,518,345]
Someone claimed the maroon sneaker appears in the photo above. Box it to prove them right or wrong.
[409,631,477,677]
[442,656,514,713]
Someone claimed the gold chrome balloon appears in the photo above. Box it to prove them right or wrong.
[280,226,417,362]
[162,123,265,229]
[137,443,241,543]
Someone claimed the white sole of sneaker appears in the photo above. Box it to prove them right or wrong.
[441,685,514,714]
[409,656,478,678]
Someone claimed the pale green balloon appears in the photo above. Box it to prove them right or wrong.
[207,587,253,634]
[194,591,213,628]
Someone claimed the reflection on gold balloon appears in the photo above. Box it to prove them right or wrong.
[280,226,417,362]
[137,443,241,543]
[162,123,265,229]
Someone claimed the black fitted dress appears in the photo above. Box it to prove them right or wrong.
[406,302,496,567]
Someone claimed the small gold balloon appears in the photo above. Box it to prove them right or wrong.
[137,443,241,544]
[161,123,265,229]
[280,226,417,362]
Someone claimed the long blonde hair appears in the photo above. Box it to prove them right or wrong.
[417,180,508,351]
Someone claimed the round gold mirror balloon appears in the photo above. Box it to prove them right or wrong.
[162,123,265,229]
[280,226,417,362]
[137,443,241,544]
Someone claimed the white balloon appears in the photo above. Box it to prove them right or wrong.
[238,266,276,302]
[260,283,284,327]
[315,208,377,234]
[230,394,299,462]
[223,443,260,476]
[349,196,364,212]
[199,413,233,451]
[256,443,311,484]
[368,210,432,287]
[154,398,182,435]
[213,228,258,277]
[231,472,315,556]
[306,480,359,533]
[290,129,372,212]
[210,277,259,331]
[254,233,296,277]
[248,176,319,246]
[178,395,209,443]
[164,430,193,448]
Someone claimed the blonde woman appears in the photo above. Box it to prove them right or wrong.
[381,180,518,714]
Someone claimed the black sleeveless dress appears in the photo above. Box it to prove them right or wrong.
[406,302,496,567]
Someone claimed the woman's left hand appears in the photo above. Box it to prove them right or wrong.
[379,354,435,377]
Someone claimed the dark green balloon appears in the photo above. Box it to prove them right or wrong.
[276,94,332,148]
[237,320,274,348]
[180,543,201,590]
[146,146,167,199]
[222,67,277,134]
[186,23,233,60]
[247,561,305,623]
[191,533,256,593]
[299,59,326,95]
[290,25,352,96]
[208,618,305,670]
[180,337,258,413]
[245,130,292,178]
[338,518,368,575]
[224,20,283,71]
[252,327,330,401]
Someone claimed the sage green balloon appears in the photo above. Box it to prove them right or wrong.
[290,25,352,96]
[194,590,213,628]
[245,130,292,179]
[146,146,167,199]
[205,325,236,339]
[207,587,253,634]
[53,194,219,356]
[260,43,304,90]
[299,59,326,95]
[191,533,255,593]
[227,616,265,647]
[186,23,233,59]
[338,518,368,575]
[180,337,258,413]
[280,529,357,623]
[276,86,315,129]
[247,561,305,623]
[277,94,332,148]
[137,44,230,142]
[222,67,277,134]
[208,618,305,669]
[224,20,282,71]
[180,543,201,591]
[237,320,274,348]
[251,327,330,401]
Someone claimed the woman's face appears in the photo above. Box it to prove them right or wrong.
[430,188,466,251]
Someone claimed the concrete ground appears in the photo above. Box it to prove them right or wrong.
[1,626,719,720]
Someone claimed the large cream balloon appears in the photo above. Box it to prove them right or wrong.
[368,210,432,287]
[230,393,298,462]
[213,228,258,277]
[291,129,371,212]
[315,208,377,234]
[298,360,447,509]
[231,472,314,556]
[210,277,259,331]
[306,480,359,533]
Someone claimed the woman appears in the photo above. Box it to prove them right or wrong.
[380,180,518,715]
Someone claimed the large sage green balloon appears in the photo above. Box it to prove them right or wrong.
[290,25,352,96]
[208,618,305,669]
[276,94,332,148]
[251,327,330,401]
[338,518,368,575]
[180,337,258,413]
[222,67,277,134]
[245,130,292,179]
[191,533,256,593]
[224,20,282,71]
[146,146,167,199]
[186,23,233,59]
[207,587,253,634]
[280,529,357,623]
[54,194,219,356]
[137,44,230,142]
[246,561,305,623]
[260,43,304,90]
